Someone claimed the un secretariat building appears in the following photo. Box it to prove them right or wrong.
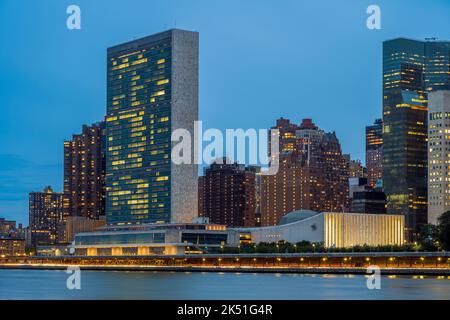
[105,29,198,226]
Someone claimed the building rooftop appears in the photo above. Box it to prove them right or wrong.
[278,210,319,225]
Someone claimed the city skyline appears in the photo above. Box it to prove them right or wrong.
[2,0,450,225]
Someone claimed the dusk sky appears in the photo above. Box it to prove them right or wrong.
[1,0,450,224]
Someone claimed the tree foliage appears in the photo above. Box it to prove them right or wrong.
[438,211,450,251]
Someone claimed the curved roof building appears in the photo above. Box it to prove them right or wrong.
[278,210,319,225]
[233,211,405,248]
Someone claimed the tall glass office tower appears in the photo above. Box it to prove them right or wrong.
[106,29,198,225]
[383,38,450,238]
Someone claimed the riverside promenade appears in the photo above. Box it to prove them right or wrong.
[2,252,450,275]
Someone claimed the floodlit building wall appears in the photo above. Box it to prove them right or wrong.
[323,212,404,247]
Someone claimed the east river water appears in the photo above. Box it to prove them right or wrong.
[1,269,450,299]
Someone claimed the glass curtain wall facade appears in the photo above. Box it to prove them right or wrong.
[383,38,450,238]
[106,29,198,225]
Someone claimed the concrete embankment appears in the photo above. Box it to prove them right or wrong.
[2,263,450,276]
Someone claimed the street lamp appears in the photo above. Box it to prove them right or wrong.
[293,244,297,254]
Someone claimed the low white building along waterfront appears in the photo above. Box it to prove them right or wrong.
[235,210,404,248]
[72,220,229,256]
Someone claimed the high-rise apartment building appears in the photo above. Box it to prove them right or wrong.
[428,90,450,225]
[200,160,256,227]
[106,29,198,225]
[261,118,348,226]
[344,155,366,178]
[29,186,69,246]
[366,119,383,187]
[322,132,349,212]
[261,152,318,226]
[383,38,450,237]
[64,122,106,219]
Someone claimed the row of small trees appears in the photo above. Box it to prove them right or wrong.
[416,211,450,251]
[209,241,417,254]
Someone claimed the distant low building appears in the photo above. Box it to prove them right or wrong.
[36,245,69,257]
[350,191,387,214]
[0,218,27,255]
[349,177,371,199]
[0,237,26,257]
[0,218,16,235]
[348,177,386,214]
[65,216,106,243]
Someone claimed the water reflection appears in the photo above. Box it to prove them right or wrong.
[1,269,450,300]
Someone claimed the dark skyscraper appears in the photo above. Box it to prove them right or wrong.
[105,29,198,225]
[383,38,450,237]
[64,122,106,219]
[366,119,383,187]
[200,160,256,227]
